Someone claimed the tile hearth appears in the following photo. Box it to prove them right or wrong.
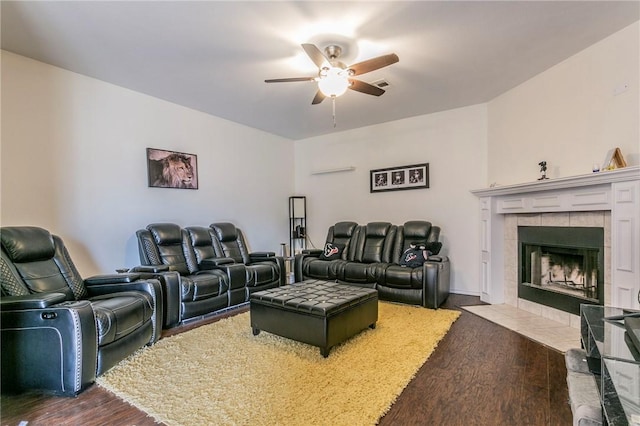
[463,304,580,353]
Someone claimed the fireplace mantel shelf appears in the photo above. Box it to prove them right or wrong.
[471,166,640,198]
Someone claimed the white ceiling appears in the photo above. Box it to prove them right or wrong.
[2,1,639,140]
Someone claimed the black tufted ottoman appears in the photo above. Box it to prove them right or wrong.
[250,280,378,357]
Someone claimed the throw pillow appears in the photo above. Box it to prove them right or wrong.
[320,242,344,260]
[425,242,442,255]
[400,244,428,268]
[399,241,443,267]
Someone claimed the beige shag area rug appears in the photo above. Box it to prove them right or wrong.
[97,302,459,426]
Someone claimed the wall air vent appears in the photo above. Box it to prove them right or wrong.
[372,79,390,88]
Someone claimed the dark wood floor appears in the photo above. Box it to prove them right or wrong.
[1,294,572,426]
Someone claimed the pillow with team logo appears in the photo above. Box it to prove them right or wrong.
[319,242,345,260]
[399,241,444,267]
[399,244,427,268]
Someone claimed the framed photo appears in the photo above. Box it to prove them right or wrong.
[147,148,198,189]
[370,163,429,193]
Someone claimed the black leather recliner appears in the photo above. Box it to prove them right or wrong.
[338,222,396,286]
[295,221,359,281]
[0,226,162,396]
[209,222,284,293]
[378,221,450,308]
[135,223,232,328]
[184,226,249,307]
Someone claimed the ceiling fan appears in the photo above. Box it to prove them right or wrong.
[265,43,399,105]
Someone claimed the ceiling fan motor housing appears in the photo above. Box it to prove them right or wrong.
[324,45,342,59]
[322,45,347,70]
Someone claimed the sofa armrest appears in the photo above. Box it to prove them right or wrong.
[250,251,276,259]
[0,292,68,310]
[206,263,247,305]
[135,271,181,329]
[84,278,160,296]
[84,273,142,285]
[246,253,285,285]
[130,265,170,273]
[302,249,323,256]
[249,252,278,264]
[422,259,450,309]
[294,251,323,282]
[200,257,235,269]
[426,255,447,263]
[1,299,98,395]
[85,279,163,343]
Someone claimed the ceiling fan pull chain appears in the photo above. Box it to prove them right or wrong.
[332,96,337,128]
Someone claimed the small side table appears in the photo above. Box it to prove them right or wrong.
[284,256,295,284]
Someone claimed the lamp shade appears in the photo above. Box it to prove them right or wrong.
[318,67,349,97]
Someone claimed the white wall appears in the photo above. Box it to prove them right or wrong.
[488,21,640,185]
[294,104,488,296]
[2,20,637,296]
[1,51,294,277]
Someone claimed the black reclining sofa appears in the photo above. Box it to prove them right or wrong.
[295,220,450,308]
[209,222,285,294]
[135,222,282,328]
[1,226,163,396]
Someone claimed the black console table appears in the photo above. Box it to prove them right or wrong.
[581,305,640,425]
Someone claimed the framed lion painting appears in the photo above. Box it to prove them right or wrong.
[147,148,198,189]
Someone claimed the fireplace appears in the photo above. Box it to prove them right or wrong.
[518,226,604,315]
[472,167,639,322]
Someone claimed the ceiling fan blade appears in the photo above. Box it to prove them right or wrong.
[265,77,316,83]
[348,53,399,76]
[301,43,328,68]
[348,79,386,96]
[311,90,326,105]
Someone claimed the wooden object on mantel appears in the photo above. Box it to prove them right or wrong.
[603,147,627,170]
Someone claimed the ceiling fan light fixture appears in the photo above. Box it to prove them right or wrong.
[317,67,350,97]
[265,42,399,107]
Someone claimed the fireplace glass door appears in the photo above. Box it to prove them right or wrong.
[523,245,599,301]
[518,226,604,315]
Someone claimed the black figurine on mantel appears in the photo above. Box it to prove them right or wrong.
[538,161,548,180]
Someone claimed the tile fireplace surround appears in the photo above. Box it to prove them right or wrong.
[471,166,640,330]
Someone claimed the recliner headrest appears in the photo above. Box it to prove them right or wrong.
[403,221,432,239]
[147,223,182,245]
[365,222,391,237]
[333,222,358,238]
[186,226,213,247]
[1,226,55,263]
[210,222,238,242]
